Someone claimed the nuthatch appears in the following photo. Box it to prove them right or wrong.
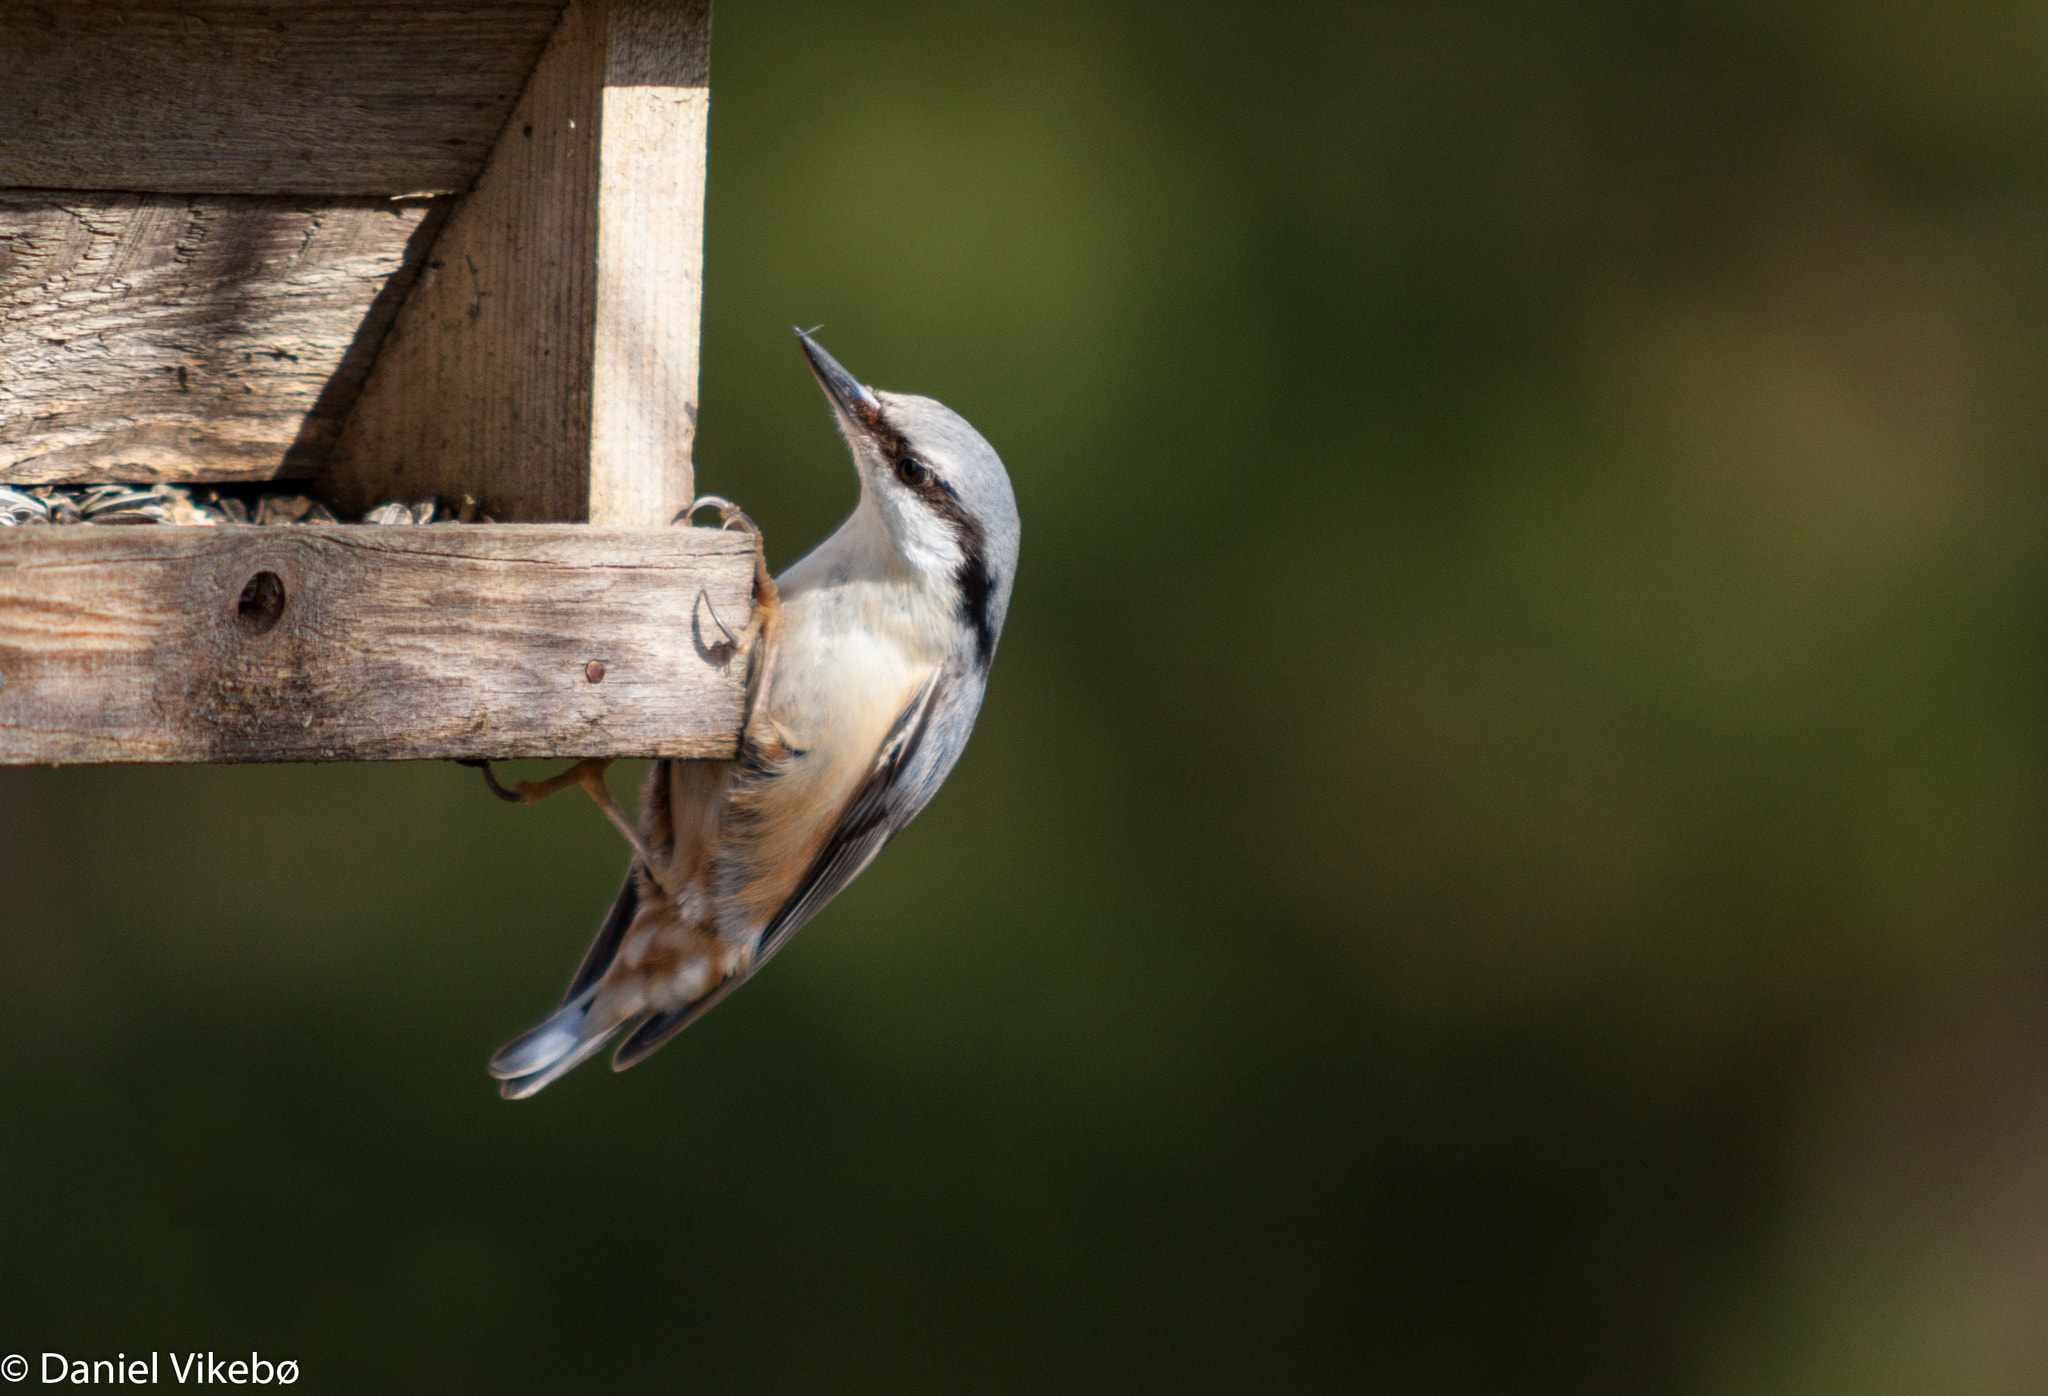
[483,331,1020,1097]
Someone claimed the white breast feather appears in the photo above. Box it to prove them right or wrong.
[718,505,955,930]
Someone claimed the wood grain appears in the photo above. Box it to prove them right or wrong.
[321,0,604,522]
[0,1,565,196]
[0,524,756,763]
[325,0,709,525]
[0,192,442,484]
[590,0,712,527]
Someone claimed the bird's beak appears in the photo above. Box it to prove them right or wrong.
[796,328,883,432]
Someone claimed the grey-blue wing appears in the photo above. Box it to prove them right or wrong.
[611,665,982,1069]
[565,859,640,1002]
[754,662,982,959]
[556,754,683,1004]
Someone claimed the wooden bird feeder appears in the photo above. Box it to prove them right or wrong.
[0,0,756,764]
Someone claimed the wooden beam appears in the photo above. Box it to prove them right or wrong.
[590,0,712,527]
[0,2,566,197]
[0,193,443,485]
[0,524,756,764]
[323,0,710,526]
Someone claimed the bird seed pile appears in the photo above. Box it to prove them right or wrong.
[0,484,482,528]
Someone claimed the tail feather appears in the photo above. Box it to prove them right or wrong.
[610,970,753,1071]
[489,988,627,1099]
[564,869,639,1003]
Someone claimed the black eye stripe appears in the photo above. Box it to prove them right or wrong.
[870,416,997,668]
[911,477,995,668]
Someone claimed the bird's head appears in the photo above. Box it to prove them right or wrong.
[797,329,1020,667]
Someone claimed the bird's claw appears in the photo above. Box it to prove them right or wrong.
[675,495,763,537]
[669,497,785,764]
[457,758,524,804]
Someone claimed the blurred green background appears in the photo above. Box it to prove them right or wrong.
[9,0,2048,1388]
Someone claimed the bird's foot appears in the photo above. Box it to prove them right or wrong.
[677,496,779,610]
[674,498,786,762]
[459,758,674,896]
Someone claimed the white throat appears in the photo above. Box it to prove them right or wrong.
[776,495,968,668]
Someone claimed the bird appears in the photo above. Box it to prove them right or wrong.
[483,330,1019,1098]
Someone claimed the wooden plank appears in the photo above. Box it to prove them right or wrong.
[589,0,711,526]
[319,0,604,523]
[0,193,443,484]
[324,0,709,525]
[0,2,566,196]
[0,524,757,763]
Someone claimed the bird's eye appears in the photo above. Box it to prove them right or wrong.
[893,456,932,488]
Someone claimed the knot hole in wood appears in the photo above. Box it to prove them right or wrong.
[234,571,288,636]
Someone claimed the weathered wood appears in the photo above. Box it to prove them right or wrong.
[0,524,756,763]
[0,193,443,484]
[590,0,712,527]
[0,2,566,196]
[319,1,603,522]
[324,0,710,525]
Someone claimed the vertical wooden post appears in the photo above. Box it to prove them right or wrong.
[591,0,712,526]
[322,0,710,525]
